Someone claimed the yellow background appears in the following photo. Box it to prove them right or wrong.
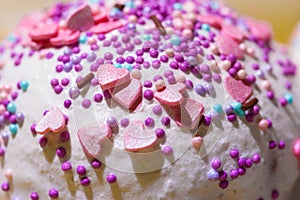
[0,0,299,43]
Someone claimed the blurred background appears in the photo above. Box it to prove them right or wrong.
[0,0,299,44]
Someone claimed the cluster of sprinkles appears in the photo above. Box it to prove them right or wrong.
[0,0,299,199]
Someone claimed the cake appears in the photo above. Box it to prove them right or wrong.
[0,0,299,199]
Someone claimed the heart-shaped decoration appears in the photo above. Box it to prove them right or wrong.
[93,10,109,24]
[245,17,272,41]
[50,29,80,46]
[97,64,131,90]
[66,4,94,31]
[90,20,123,34]
[35,107,65,134]
[29,22,58,41]
[110,79,142,111]
[77,124,112,158]
[154,82,186,106]
[215,33,244,60]
[224,76,253,103]
[197,15,223,29]
[221,24,247,42]
[176,98,204,130]
[124,121,157,152]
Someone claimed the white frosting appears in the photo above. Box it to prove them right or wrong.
[0,1,299,200]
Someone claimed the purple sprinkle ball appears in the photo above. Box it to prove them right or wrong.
[107,173,117,183]
[271,189,279,199]
[80,177,91,186]
[211,158,221,170]
[162,146,173,155]
[1,182,9,191]
[161,116,170,126]
[218,170,228,181]
[76,165,87,176]
[145,117,154,127]
[39,137,48,148]
[56,147,66,158]
[60,131,70,142]
[120,118,129,127]
[94,93,103,103]
[30,192,39,200]
[278,140,285,149]
[230,169,239,179]
[230,149,239,159]
[238,167,246,176]
[61,161,72,171]
[91,159,102,169]
[48,188,59,198]
[155,128,165,138]
[219,180,229,189]
[252,153,261,164]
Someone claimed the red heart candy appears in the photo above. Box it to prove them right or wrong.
[154,82,186,106]
[97,64,131,90]
[124,121,157,152]
[215,33,244,60]
[224,76,252,103]
[93,10,109,24]
[66,4,94,31]
[29,22,58,41]
[110,79,142,111]
[90,21,123,34]
[77,124,112,158]
[50,29,80,46]
[35,107,65,134]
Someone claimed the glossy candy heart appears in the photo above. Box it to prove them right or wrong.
[29,22,58,41]
[66,4,94,31]
[78,124,112,158]
[245,17,272,41]
[97,64,130,90]
[221,24,246,42]
[110,79,142,111]
[176,98,204,130]
[50,29,80,46]
[154,82,186,106]
[124,121,157,152]
[90,20,123,34]
[215,33,244,60]
[35,107,65,134]
[197,15,223,29]
[224,76,253,103]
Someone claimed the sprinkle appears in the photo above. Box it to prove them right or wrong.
[230,169,239,179]
[207,169,219,181]
[284,93,293,104]
[76,165,87,176]
[19,80,29,91]
[162,145,173,156]
[120,118,129,127]
[269,141,277,149]
[91,159,102,169]
[61,161,72,171]
[211,158,221,170]
[192,136,203,149]
[80,176,91,186]
[1,182,9,191]
[77,73,95,89]
[107,173,117,183]
[219,180,229,189]
[292,139,300,160]
[252,153,261,164]
[81,99,92,109]
[241,98,258,111]
[30,192,39,200]
[56,147,66,158]
[150,15,166,35]
[9,124,18,135]
[48,188,59,199]
[230,149,239,159]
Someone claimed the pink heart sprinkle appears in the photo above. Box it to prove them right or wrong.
[215,33,244,60]
[221,24,247,42]
[224,76,253,103]
[90,20,123,34]
[97,64,131,90]
[124,121,157,152]
[93,10,109,24]
[29,22,58,41]
[66,4,94,31]
[245,17,272,41]
[154,82,186,106]
[77,124,112,158]
[110,79,142,111]
[176,98,204,130]
[50,29,80,46]
[35,107,65,134]
[197,15,223,29]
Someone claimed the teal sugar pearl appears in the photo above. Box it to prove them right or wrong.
[114,63,122,68]
[142,34,151,41]
[170,36,181,46]
[201,23,211,32]
[284,93,293,104]
[79,35,87,44]
[232,102,242,113]
[213,104,223,113]
[236,109,245,117]
[123,64,133,71]
[20,80,29,91]
[173,3,183,10]
[9,124,18,135]
[7,103,16,113]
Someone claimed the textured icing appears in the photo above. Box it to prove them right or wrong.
[0,0,299,200]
